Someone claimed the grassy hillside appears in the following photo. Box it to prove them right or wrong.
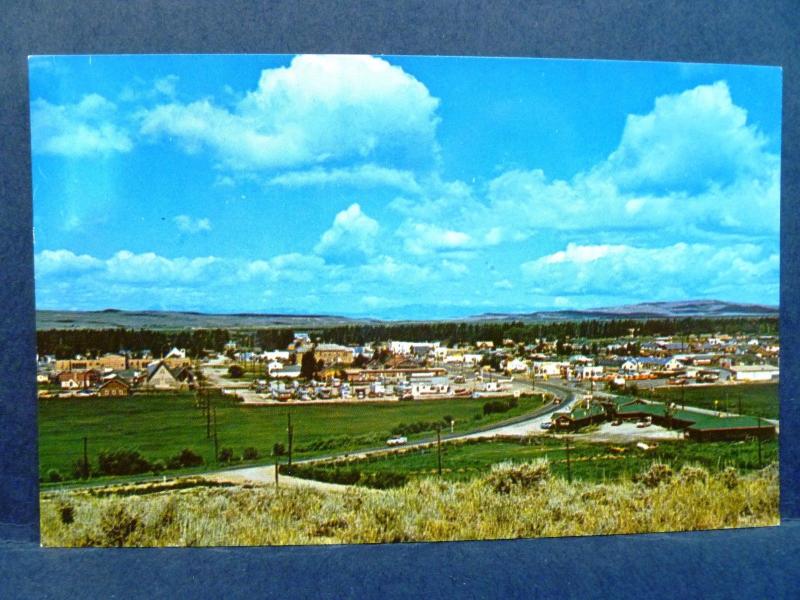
[651,383,779,420]
[40,460,779,546]
[38,392,548,482]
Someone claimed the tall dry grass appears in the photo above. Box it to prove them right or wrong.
[40,461,779,547]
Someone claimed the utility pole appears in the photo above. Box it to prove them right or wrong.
[738,394,742,416]
[287,412,294,467]
[436,425,442,476]
[82,436,89,479]
[565,436,572,484]
[213,406,219,463]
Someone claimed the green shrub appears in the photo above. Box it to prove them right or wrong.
[720,466,740,490]
[639,463,673,488]
[227,364,245,378]
[484,459,550,494]
[97,449,152,476]
[218,447,235,463]
[242,447,260,460]
[677,465,709,485]
[58,503,74,525]
[151,459,166,474]
[167,448,204,470]
[47,469,63,483]
[99,504,139,547]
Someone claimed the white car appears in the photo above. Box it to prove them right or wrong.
[386,436,408,446]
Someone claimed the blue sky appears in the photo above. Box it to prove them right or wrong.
[29,55,781,319]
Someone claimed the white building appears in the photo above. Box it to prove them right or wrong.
[574,364,604,380]
[533,361,565,376]
[505,358,529,373]
[726,365,779,382]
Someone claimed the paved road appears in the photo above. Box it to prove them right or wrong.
[204,381,580,485]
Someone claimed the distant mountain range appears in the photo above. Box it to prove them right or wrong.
[36,300,778,330]
[471,300,779,322]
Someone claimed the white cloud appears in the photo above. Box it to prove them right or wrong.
[35,249,103,276]
[238,253,328,283]
[268,164,421,193]
[174,215,212,233]
[597,81,775,194]
[104,250,219,284]
[400,222,472,255]
[358,255,432,284]
[521,242,778,302]
[315,203,380,260]
[139,54,440,171]
[153,75,179,97]
[31,94,133,156]
[494,279,513,290]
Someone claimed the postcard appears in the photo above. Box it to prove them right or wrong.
[30,54,780,546]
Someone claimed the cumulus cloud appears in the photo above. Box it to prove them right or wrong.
[174,215,212,233]
[31,94,133,156]
[392,81,779,252]
[597,81,775,194]
[139,54,440,171]
[521,242,778,302]
[315,203,380,260]
[238,253,328,283]
[35,249,103,276]
[400,222,473,255]
[104,251,219,284]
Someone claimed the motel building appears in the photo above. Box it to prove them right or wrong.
[724,365,779,382]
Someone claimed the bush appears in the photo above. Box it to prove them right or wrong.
[58,503,74,525]
[482,398,517,416]
[47,469,63,483]
[151,460,166,474]
[71,458,92,480]
[97,449,153,476]
[639,463,673,488]
[218,447,236,463]
[100,504,139,547]
[242,447,260,460]
[272,443,286,456]
[677,465,709,485]
[167,448,204,470]
[358,471,408,489]
[484,459,550,494]
[227,364,245,378]
[720,466,740,490]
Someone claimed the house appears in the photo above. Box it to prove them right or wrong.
[272,365,302,379]
[315,343,354,366]
[574,364,604,380]
[533,361,565,377]
[57,369,101,389]
[164,347,186,359]
[505,358,529,373]
[144,361,181,390]
[97,378,131,397]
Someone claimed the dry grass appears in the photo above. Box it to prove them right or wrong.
[40,461,779,547]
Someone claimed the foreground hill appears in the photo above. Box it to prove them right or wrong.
[40,460,778,546]
[36,300,778,330]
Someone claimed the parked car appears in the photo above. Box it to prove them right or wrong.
[386,436,408,446]
[540,421,552,430]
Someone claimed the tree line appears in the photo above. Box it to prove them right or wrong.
[37,316,778,359]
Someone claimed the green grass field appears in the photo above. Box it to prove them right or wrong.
[38,392,548,482]
[299,437,779,485]
[651,383,779,419]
